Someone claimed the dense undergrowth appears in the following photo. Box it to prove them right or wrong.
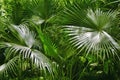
[0,0,120,80]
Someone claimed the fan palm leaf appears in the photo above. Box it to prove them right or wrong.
[2,42,52,72]
[0,24,53,77]
[28,0,60,20]
[62,7,120,61]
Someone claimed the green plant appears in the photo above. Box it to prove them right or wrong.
[0,0,120,80]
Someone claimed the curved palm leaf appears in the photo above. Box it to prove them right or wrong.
[10,24,36,48]
[63,8,120,61]
[0,24,53,77]
[1,42,52,73]
[0,56,18,78]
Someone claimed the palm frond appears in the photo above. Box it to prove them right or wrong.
[63,9,120,61]
[28,0,60,20]
[83,9,117,30]
[6,24,36,48]
[0,21,54,76]
[65,26,120,60]
[0,42,53,73]
[13,24,36,48]
[0,56,18,78]
[30,50,52,73]
[56,0,103,25]
[8,0,33,25]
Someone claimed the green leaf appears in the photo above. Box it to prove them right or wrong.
[35,27,58,57]
[63,9,120,61]
[103,60,110,74]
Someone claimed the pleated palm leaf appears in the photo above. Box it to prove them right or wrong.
[0,24,53,78]
[6,0,33,25]
[61,4,120,61]
[28,0,61,24]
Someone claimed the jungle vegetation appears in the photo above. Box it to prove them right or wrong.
[0,0,120,80]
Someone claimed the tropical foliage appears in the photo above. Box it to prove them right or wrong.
[0,0,120,80]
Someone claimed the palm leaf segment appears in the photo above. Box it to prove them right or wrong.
[10,24,35,48]
[64,8,120,61]
[0,24,52,77]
